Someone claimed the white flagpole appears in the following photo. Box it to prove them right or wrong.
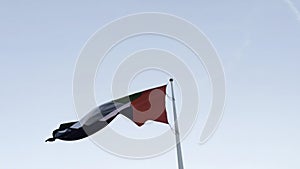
[169,78,184,169]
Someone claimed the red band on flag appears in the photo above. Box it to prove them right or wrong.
[131,85,168,126]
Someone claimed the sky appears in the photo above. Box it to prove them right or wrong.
[1,0,300,168]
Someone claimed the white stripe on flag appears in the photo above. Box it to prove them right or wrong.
[100,102,131,121]
[70,102,131,129]
[70,121,81,129]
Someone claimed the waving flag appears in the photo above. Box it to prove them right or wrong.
[46,85,168,142]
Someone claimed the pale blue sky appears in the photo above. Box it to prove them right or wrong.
[1,0,300,168]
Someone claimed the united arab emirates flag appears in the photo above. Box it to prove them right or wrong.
[46,85,168,142]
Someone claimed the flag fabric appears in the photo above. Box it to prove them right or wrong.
[46,85,168,142]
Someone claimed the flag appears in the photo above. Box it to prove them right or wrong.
[46,85,168,142]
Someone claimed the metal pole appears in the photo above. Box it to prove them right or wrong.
[169,78,184,169]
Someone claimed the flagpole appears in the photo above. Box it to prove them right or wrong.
[169,78,184,169]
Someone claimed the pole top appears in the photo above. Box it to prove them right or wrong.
[169,78,174,82]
